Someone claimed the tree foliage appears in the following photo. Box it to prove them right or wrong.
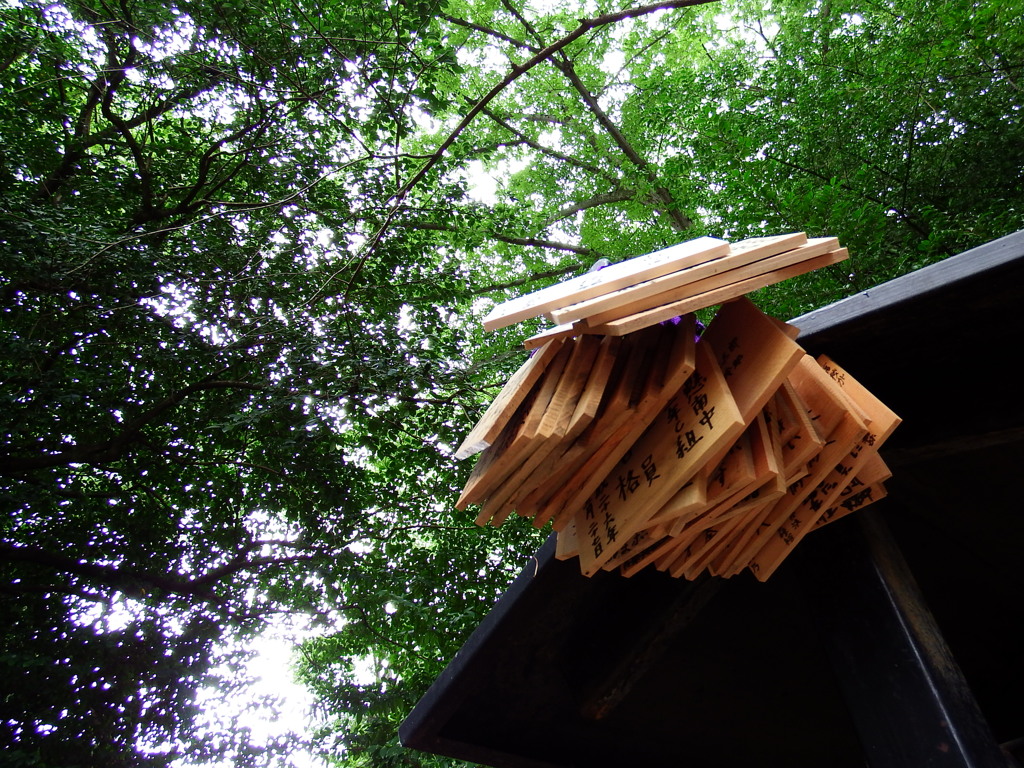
[0,0,515,763]
[1,0,1021,765]
[424,0,1024,318]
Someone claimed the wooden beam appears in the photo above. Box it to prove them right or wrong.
[547,233,808,325]
[482,236,728,331]
[584,248,848,336]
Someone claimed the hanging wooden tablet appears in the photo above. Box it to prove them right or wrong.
[567,237,834,328]
[583,247,848,336]
[518,325,658,525]
[455,337,566,459]
[543,318,698,531]
[670,508,752,579]
[477,335,602,526]
[464,340,576,519]
[575,340,745,577]
[774,380,827,479]
[548,233,809,326]
[814,452,892,530]
[482,236,728,331]
[700,297,806,424]
[699,411,785,525]
[645,476,707,530]
[555,519,580,561]
[722,354,870,575]
[601,523,670,572]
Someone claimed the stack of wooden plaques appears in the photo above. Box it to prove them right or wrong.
[456,234,899,581]
[481,232,850,348]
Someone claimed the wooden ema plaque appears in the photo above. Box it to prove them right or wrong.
[603,348,894,581]
[555,518,579,560]
[671,508,753,579]
[565,237,835,328]
[482,236,728,331]
[747,424,876,580]
[627,410,784,579]
[728,356,870,578]
[477,335,603,526]
[467,319,697,531]
[747,362,900,581]
[455,337,566,459]
[515,333,653,525]
[646,475,706,530]
[774,381,827,479]
[814,453,892,530]
[522,320,578,351]
[676,427,757,531]
[518,236,850,348]
[575,340,745,577]
[457,340,575,510]
[455,231,897,581]
[700,296,806,424]
[538,319,697,530]
[500,331,644,522]
[697,412,785,528]
[547,233,809,325]
[493,337,621,524]
[579,248,848,337]
[602,522,670,572]
[456,384,540,510]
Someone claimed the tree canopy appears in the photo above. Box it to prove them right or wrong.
[1,0,1021,765]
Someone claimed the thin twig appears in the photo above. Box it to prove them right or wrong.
[308,0,719,306]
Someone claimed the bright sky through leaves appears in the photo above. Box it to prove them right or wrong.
[2,0,1022,764]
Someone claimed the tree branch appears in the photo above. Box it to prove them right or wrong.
[401,220,598,255]
[471,264,585,296]
[480,105,620,184]
[163,114,274,222]
[760,150,930,237]
[38,70,226,203]
[495,0,693,231]
[441,14,540,54]
[499,0,547,49]
[0,579,113,606]
[64,164,340,277]
[543,188,638,227]
[410,4,707,201]
[310,0,719,305]
[0,377,270,473]
[0,541,315,601]
[551,54,693,230]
